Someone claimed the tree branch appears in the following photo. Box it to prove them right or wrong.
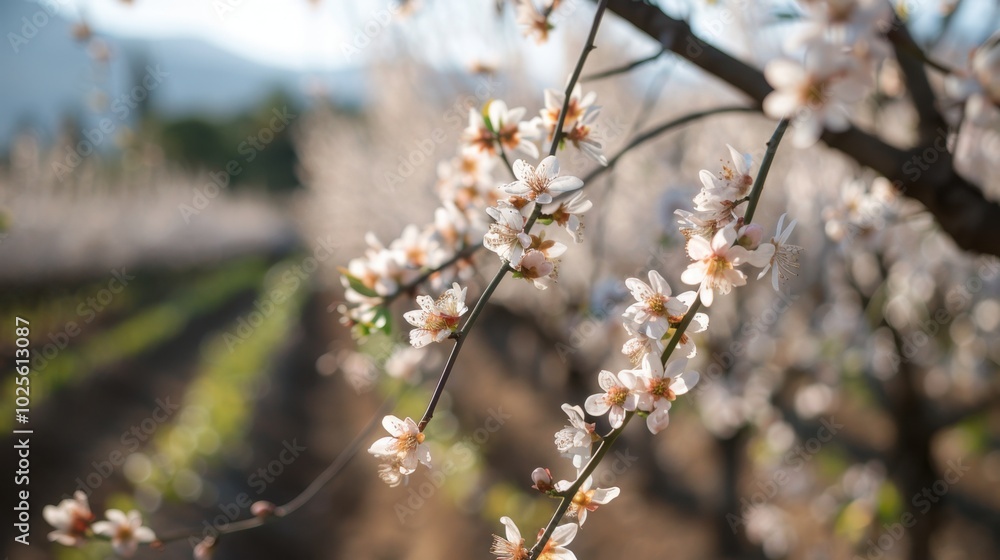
[603,0,1000,257]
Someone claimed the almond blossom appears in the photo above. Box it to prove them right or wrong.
[91,509,156,558]
[681,224,774,306]
[515,0,553,45]
[554,475,620,526]
[490,516,529,560]
[623,270,687,338]
[624,355,699,434]
[490,516,578,560]
[758,213,803,291]
[542,191,593,243]
[763,39,869,147]
[584,369,636,429]
[368,415,432,476]
[516,249,558,289]
[43,491,94,547]
[464,100,539,159]
[484,202,531,264]
[403,282,468,348]
[698,144,754,201]
[503,156,583,204]
[554,404,596,468]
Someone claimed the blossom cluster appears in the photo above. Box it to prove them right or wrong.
[43,491,156,558]
[484,140,804,558]
[339,84,606,337]
[363,81,610,485]
[763,0,892,146]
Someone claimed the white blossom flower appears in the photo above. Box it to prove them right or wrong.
[43,491,94,547]
[515,0,552,44]
[554,404,596,468]
[91,509,156,558]
[681,224,774,306]
[403,283,468,348]
[564,118,608,166]
[758,213,803,291]
[484,202,531,264]
[623,270,687,338]
[554,475,620,526]
[697,144,754,201]
[623,355,699,434]
[503,156,583,204]
[763,39,869,147]
[490,516,578,560]
[490,516,530,560]
[464,100,540,159]
[368,415,431,475]
[531,467,555,492]
[540,83,599,136]
[584,370,636,428]
[542,191,593,243]
[621,323,665,366]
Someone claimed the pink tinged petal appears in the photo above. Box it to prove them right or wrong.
[91,521,112,535]
[505,182,532,195]
[646,404,671,434]
[721,268,748,289]
[549,176,584,194]
[590,487,621,504]
[513,159,531,181]
[518,140,540,159]
[714,225,737,251]
[681,263,707,286]
[699,169,719,191]
[585,394,610,416]
[662,357,687,379]
[43,506,66,528]
[764,91,801,119]
[416,444,432,466]
[700,286,715,307]
[727,144,751,176]
[500,516,521,543]
[648,270,671,296]
[764,59,807,89]
[105,509,128,525]
[631,392,653,412]
[408,329,434,348]
[400,452,418,473]
[771,267,781,292]
[551,523,579,546]
[403,310,427,328]
[382,415,407,437]
[415,295,437,314]
[597,370,619,391]
[685,236,713,261]
[368,436,397,456]
[133,526,156,543]
[535,193,554,204]
[625,278,654,301]
[747,243,776,267]
[672,371,700,395]
[507,106,526,123]
[608,406,626,428]
[537,155,558,178]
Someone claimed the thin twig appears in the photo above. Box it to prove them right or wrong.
[583,47,666,81]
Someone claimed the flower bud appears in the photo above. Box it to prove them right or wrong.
[737,223,765,249]
[251,501,276,518]
[193,537,216,560]
[531,467,554,493]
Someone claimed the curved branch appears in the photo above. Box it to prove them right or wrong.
[603,0,1000,257]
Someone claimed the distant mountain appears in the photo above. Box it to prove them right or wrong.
[0,0,366,151]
